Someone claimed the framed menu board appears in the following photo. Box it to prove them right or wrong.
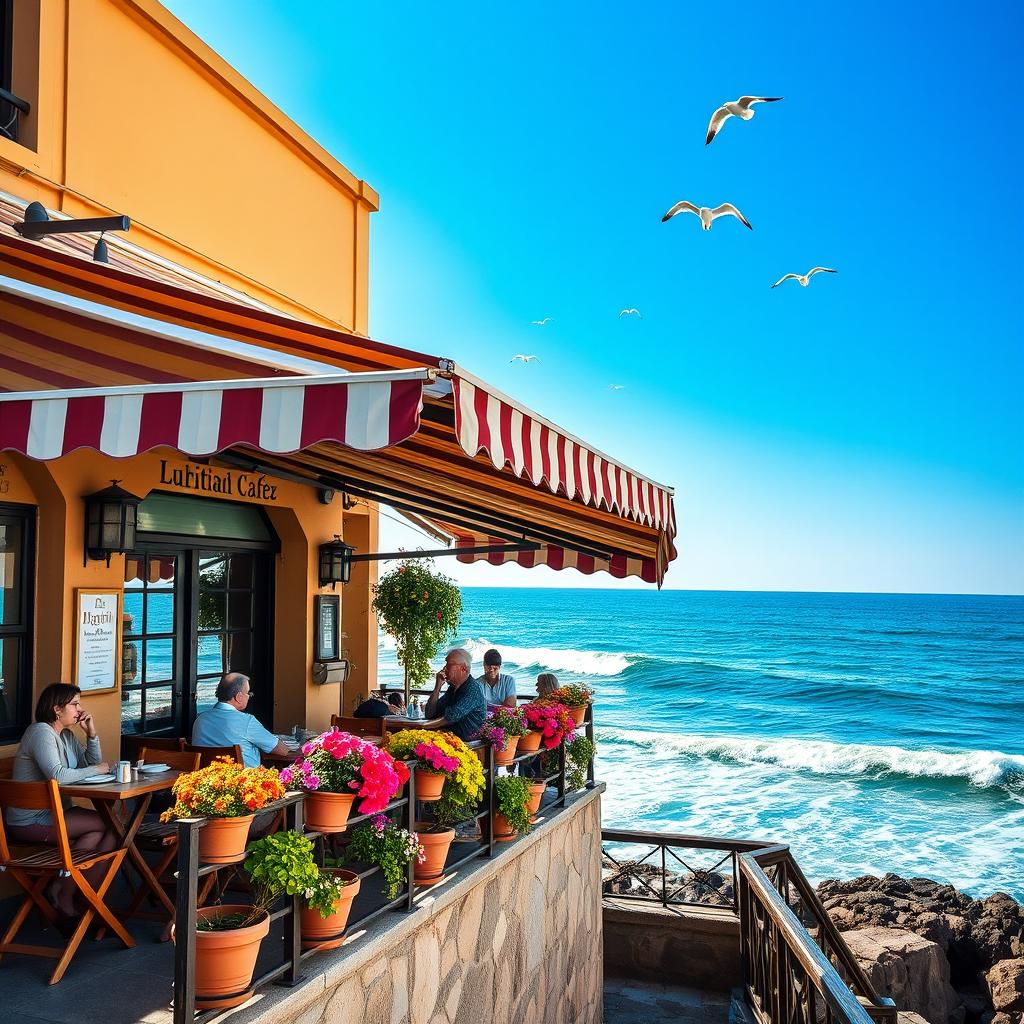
[314,594,341,663]
[74,589,122,693]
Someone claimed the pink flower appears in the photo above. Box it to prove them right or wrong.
[306,774,321,790]
[279,767,294,784]
[301,741,315,756]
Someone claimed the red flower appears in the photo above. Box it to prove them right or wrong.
[436,612,443,619]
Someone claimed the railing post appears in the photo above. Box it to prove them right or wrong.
[485,742,495,856]
[172,819,200,1024]
[586,705,596,788]
[277,797,304,987]
[661,843,667,907]
[557,738,566,807]
[405,759,416,910]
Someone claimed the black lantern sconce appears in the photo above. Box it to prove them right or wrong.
[318,536,354,589]
[84,480,141,566]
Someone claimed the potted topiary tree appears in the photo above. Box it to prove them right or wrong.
[372,558,462,705]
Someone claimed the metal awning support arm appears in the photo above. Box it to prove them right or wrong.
[347,541,540,563]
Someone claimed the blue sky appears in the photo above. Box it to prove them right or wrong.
[166,0,1022,594]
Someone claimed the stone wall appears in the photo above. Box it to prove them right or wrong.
[229,786,605,1024]
[603,900,742,993]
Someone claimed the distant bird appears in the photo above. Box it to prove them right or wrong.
[706,95,783,145]
[618,308,643,319]
[771,267,837,289]
[662,201,752,231]
[510,354,540,363]
[529,317,554,326]
[608,384,626,391]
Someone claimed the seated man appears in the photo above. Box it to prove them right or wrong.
[481,648,518,709]
[353,692,405,718]
[425,648,486,742]
[191,672,290,768]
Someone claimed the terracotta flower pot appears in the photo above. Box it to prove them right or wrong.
[493,735,520,766]
[518,730,543,753]
[304,791,356,833]
[414,768,446,802]
[566,704,588,727]
[492,811,517,842]
[526,782,545,823]
[199,815,254,864]
[300,869,361,950]
[190,905,269,1010]
[414,825,455,885]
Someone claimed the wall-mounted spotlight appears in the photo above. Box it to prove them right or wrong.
[14,201,130,263]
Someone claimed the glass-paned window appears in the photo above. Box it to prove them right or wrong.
[0,506,34,741]
[121,552,178,736]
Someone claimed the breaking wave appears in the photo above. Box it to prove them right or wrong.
[461,637,632,676]
[599,728,1024,791]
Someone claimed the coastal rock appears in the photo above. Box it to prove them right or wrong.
[985,960,1024,1013]
[842,926,960,1024]
[818,874,1023,987]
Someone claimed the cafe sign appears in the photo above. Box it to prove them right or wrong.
[158,459,279,501]
[74,589,123,694]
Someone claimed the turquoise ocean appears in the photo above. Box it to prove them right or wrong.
[377,589,1024,900]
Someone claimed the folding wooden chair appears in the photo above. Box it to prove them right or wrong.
[181,742,243,766]
[0,779,134,984]
[123,748,202,921]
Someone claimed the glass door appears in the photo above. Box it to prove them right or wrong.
[122,547,273,739]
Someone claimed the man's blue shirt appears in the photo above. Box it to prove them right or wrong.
[191,702,279,768]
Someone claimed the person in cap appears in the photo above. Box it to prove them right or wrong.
[481,648,518,709]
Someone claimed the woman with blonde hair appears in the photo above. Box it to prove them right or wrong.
[536,673,559,699]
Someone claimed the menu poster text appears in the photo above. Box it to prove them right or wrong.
[75,590,122,693]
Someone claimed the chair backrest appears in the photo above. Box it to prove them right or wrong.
[139,748,201,773]
[331,715,387,739]
[181,742,243,767]
[0,779,72,867]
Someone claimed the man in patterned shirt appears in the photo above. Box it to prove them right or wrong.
[424,648,486,741]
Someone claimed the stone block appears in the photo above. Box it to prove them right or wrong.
[842,927,960,1024]
[987,959,1024,1013]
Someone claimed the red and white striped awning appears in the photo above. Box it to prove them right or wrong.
[452,371,673,533]
[0,371,429,459]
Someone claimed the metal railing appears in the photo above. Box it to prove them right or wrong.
[601,828,897,1024]
[171,728,594,1021]
[0,85,30,144]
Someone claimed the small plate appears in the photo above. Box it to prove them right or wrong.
[139,763,170,774]
[79,774,116,784]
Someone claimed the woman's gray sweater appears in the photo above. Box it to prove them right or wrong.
[7,722,104,827]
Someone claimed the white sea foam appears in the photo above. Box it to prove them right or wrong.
[461,637,631,676]
[599,728,1024,791]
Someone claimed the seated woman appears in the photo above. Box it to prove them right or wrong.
[5,683,116,917]
[536,672,559,700]
[353,691,405,718]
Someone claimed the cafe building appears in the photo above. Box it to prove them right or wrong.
[0,0,676,768]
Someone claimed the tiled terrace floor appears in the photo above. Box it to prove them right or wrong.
[603,976,731,1024]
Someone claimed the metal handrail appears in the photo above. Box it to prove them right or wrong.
[600,827,897,1024]
[0,86,30,114]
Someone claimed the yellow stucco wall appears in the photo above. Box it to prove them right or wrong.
[0,0,377,332]
[0,448,379,761]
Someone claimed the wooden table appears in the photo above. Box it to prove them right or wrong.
[61,770,181,925]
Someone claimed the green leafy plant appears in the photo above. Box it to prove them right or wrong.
[494,775,532,836]
[372,559,461,689]
[344,814,425,900]
[244,830,344,922]
[566,735,596,792]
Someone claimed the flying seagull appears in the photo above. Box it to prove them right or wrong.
[618,308,643,318]
[529,317,554,326]
[608,384,626,391]
[662,201,752,231]
[706,96,783,145]
[771,267,837,289]
[510,354,540,363]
